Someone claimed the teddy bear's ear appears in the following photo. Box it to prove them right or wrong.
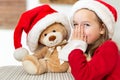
[60,24,68,40]
[63,28,68,39]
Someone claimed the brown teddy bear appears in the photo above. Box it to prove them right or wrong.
[13,5,71,74]
[22,23,69,74]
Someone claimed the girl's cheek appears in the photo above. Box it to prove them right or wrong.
[84,29,89,36]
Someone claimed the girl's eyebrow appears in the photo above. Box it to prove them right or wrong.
[73,19,90,23]
[82,21,90,23]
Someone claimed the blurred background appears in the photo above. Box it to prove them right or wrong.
[0,0,120,66]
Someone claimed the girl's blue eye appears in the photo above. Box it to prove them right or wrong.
[84,23,90,26]
[84,23,90,28]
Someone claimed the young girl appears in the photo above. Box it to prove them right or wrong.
[58,0,120,80]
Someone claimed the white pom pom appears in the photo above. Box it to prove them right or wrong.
[14,47,29,61]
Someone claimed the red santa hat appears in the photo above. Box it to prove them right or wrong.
[13,4,71,61]
[71,0,118,38]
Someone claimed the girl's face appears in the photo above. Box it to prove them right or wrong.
[73,9,105,44]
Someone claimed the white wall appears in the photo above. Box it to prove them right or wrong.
[105,0,120,49]
[26,0,72,15]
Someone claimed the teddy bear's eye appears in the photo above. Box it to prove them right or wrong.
[44,34,47,36]
[53,30,56,32]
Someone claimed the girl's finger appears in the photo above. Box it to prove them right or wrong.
[80,25,84,40]
[75,26,79,38]
[77,25,81,39]
[71,26,77,40]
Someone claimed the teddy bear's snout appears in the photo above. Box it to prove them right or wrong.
[49,35,56,41]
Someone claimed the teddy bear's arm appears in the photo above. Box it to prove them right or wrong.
[33,47,48,59]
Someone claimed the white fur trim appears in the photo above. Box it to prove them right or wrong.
[71,0,115,38]
[58,40,87,61]
[14,48,29,61]
[27,13,71,51]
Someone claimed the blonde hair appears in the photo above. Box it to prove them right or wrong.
[86,10,109,57]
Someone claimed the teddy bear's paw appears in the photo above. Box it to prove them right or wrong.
[48,48,54,53]
[57,46,62,52]
[22,60,38,74]
[22,55,40,74]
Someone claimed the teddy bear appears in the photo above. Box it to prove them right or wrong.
[22,22,69,74]
[13,5,71,74]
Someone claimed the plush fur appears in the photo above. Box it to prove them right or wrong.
[22,23,69,74]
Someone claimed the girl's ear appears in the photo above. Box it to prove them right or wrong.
[100,24,106,34]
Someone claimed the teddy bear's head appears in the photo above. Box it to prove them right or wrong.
[39,23,68,47]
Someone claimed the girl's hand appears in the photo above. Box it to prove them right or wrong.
[58,25,88,61]
[72,25,87,42]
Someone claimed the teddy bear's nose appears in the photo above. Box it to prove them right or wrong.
[49,35,56,41]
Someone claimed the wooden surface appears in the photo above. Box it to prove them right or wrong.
[0,0,26,29]
[40,0,78,4]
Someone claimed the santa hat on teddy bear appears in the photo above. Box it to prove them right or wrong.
[71,0,117,38]
[13,4,71,61]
